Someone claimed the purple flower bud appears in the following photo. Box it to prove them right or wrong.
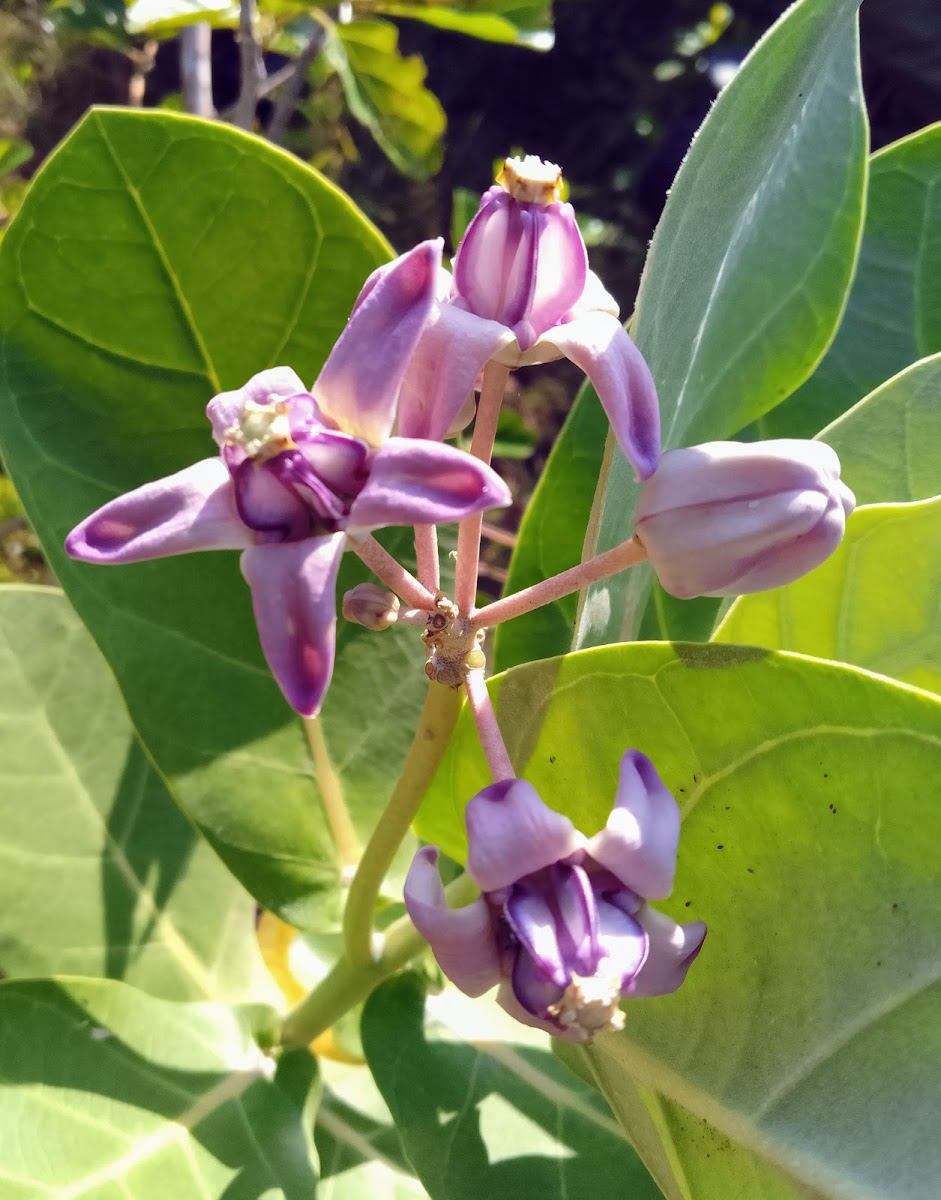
[342,582,400,630]
[405,751,705,1043]
[397,156,662,481]
[453,156,588,352]
[634,439,856,599]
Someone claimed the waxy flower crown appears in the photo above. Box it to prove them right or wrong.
[65,154,855,1041]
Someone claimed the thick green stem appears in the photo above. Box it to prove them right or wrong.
[341,681,462,969]
[281,873,479,1046]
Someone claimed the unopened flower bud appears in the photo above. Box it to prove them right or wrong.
[452,155,588,351]
[634,440,855,599]
[342,583,400,630]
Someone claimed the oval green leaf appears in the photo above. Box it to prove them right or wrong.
[0,108,411,927]
[577,0,867,648]
[817,353,941,504]
[714,497,941,696]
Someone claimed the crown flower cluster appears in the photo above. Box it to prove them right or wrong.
[63,153,858,1046]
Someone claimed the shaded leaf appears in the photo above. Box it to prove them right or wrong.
[0,585,272,1003]
[363,972,658,1200]
[576,0,867,647]
[316,1060,429,1198]
[325,18,446,180]
[0,977,318,1197]
[416,643,941,1199]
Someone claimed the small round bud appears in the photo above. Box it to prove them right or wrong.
[464,647,486,670]
[342,583,400,630]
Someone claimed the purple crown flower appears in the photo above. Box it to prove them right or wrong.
[66,241,510,717]
[405,750,705,1042]
[635,439,856,598]
[394,156,661,480]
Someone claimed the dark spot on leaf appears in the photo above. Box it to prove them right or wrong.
[716,844,724,850]
[549,755,556,764]
[823,772,829,778]
[876,960,882,967]
[684,901,691,908]
[892,902,899,912]
[746,867,754,874]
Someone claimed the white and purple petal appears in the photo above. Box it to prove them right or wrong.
[504,884,568,988]
[465,779,584,893]
[66,458,251,565]
[347,437,510,532]
[595,895,649,989]
[239,533,345,717]
[623,905,706,999]
[586,749,681,900]
[396,302,516,441]
[314,240,442,446]
[507,952,567,1022]
[404,846,501,997]
[232,458,316,541]
[540,312,661,480]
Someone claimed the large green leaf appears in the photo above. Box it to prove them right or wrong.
[492,383,608,672]
[362,972,659,1200]
[416,644,941,1197]
[576,0,867,648]
[0,108,416,928]
[372,2,553,49]
[324,19,446,180]
[0,977,318,1197]
[0,585,271,1003]
[762,123,941,439]
[818,354,941,504]
[714,498,941,695]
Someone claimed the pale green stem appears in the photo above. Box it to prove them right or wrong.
[341,682,462,968]
[455,362,511,614]
[304,716,361,871]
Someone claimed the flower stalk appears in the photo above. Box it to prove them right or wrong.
[341,682,462,968]
[455,361,512,613]
[471,536,648,630]
[414,524,440,592]
[464,668,515,781]
[352,535,439,610]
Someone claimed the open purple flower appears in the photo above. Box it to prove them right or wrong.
[395,155,661,480]
[405,750,705,1042]
[66,240,510,717]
